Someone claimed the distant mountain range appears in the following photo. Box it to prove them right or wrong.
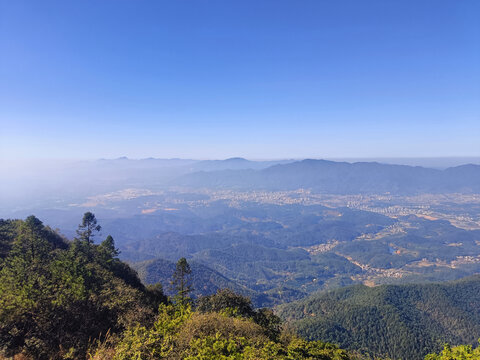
[187,157,295,171]
[176,159,480,194]
[97,156,293,172]
[3,156,480,219]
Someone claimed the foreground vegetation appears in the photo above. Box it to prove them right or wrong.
[425,342,480,360]
[0,214,358,359]
[1,214,479,359]
[92,297,355,360]
[0,214,168,359]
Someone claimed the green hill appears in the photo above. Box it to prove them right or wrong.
[277,276,480,360]
[0,214,360,360]
[0,215,165,359]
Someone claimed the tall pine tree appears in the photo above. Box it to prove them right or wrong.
[171,257,193,307]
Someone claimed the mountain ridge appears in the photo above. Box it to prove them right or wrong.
[176,159,480,194]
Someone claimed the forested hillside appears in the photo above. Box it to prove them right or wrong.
[0,214,166,359]
[277,276,480,360]
[2,214,479,359]
[133,257,265,304]
[0,214,361,360]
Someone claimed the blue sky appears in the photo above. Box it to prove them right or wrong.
[1,0,479,160]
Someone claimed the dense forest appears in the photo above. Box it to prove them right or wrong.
[1,214,479,359]
[0,214,167,359]
[277,277,480,360]
[113,201,480,309]
[0,214,360,359]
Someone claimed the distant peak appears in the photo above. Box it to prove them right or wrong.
[224,157,248,162]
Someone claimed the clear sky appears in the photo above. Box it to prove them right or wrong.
[1,0,479,160]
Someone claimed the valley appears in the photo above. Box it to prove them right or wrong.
[13,164,478,307]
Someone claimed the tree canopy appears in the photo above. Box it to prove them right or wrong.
[0,213,165,359]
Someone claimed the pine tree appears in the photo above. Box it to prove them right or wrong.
[76,212,101,244]
[171,257,193,307]
[99,235,119,258]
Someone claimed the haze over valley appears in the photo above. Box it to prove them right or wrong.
[3,157,480,309]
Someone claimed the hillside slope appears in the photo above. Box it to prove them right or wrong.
[133,257,262,302]
[277,276,480,360]
[0,215,361,360]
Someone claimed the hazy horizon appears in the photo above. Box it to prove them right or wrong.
[2,155,480,168]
